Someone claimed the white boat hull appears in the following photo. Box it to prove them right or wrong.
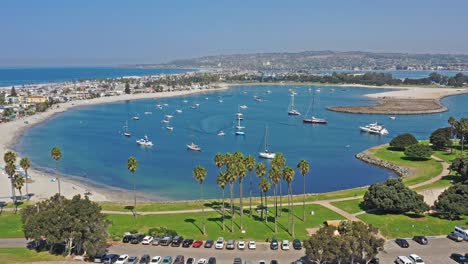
[259,152,275,159]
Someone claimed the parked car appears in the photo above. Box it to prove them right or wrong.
[281,240,290,250]
[369,257,379,264]
[162,256,173,264]
[233,257,242,264]
[186,258,196,264]
[152,237,161,246]
[215,237,225,249]
[151,256,162,264]
[208,257,216,264]
[160,236,173,246]
[270,261,278,264]
[412,236,428,245]
[192,240,203,248]
[395,256,412,264]
[142,236,154,245]
[270,238,279,250]
[248,241,256,250]
[258,261,266,264]
[408,254,425,264]
[450,253,468,264]
[115,254,129,264]
[123,235,133,243]
[293,239,302,250]
[204,239,214,248]
[226,240,235,250]
[237,240,245,250]
[172,236,184,247]
[128,256,139,264]
[448,232,464,242]
[395,238,409,248]
[182,239,194,247]
[197,259,207,264]
[174,255,184,264]
[93,253,106,263]
[131,234,145,244]
[103,254,119,264]
[139,255,150,264]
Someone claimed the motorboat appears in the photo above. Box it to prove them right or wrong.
[187,142,201,151]
[136,135,153,147]
[235,131,246,136]
[132,115,140,120]
[389,116,396,120]
[175,109,183,113]
[359,123,389,135]
[144,111,152,115]
[166,126,174,131]
[162,119,170,123]
[240,105,248,109]
[303,117,328,124]
[217,131,226,136]
[182,99,188,103]
[165,115,173,119]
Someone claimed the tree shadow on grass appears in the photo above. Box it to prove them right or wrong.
[251,214,275,233]
[442,174,463,183]
[207,217,223,230]
[185,218,203,235]
[401,156,430,162]
[0,201,5,214]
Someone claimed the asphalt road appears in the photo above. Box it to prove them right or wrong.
[0,238,27,248]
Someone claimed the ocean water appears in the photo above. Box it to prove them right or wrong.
[14,85,468,200]
[0,67,193,87]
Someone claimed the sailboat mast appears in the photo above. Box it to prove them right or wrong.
[264,126,268,151]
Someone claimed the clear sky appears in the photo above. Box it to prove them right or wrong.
[1,0,467,66]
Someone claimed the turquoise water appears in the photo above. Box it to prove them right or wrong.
[15,85,468,200]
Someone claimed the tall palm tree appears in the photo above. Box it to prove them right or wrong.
[297,159,309,221]
[50,147,62,195]
[193,165,207,235]
[19,157,31,199]
[216,172,227,231]
[244,155,256,218]
[457,118,468,157]
[127,156,138,211]
[283,166,295,237]
[214,152,224,172]
[255,162,266,219]
[268,167,281,233]
[448,116,456,153]
[237,160,247,231]
[258,176,270,223]
[14,175,25,197]
[225,162,237,232]
[272,153,285,216]
[4,151,17,203]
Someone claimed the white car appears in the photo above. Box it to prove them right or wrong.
[409,254,425,264]
[215,237,225,249]
[142,236,154,245]
[197,259,207,264]
[237,240,245,250]
[116,254,129,264]
[248,241,256,250]
[281,240,290,250]
[151,256,162,264]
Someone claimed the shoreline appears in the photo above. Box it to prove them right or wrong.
[1,81,466,204]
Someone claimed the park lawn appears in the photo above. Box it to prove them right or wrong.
[0,248,64,264]
[107,204,344,241]
[331,199,365,215]
[371,145,442,186]
[0,212,23,238]
[100,201,212,212]
[357,211,466,238]
[433,148,466,163]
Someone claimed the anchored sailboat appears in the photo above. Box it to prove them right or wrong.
[303,88,327,124]
[235,117,245,135]
[288,93,301,116]
[123,120,131,137]
[259,126,275,159]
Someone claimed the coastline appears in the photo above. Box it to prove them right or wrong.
[0,84,229,204]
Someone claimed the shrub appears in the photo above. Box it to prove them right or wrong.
[148,227,178,237]
[430,127,452,150]
[404,144,433,160]
[389,133,418,150]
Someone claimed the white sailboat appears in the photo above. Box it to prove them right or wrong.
[303,89,327,124]
[288,93,301,116]
[123,120,131,137]
[235,117,246,135]
[259,126,275,159]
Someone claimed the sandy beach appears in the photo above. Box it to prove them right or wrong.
[0,84,228,204]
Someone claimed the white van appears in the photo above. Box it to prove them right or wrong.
[454,226,468,240]
[395,256,413,264]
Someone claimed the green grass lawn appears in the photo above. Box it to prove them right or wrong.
[0,212,23,238]
[0,248,64,264]
[107,204,344,241]
[331,199,365,215]
[433,148,466,163]
[358,211,467,238]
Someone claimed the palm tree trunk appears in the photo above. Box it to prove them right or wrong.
[260,190,263,220]
[230,182,234,232]
[201,183,206,235]
[222,188,225,231]
[287,183,291,235]
[303,175,306,222]
[239,180,243,231]
[264,192,268,223]
[462,134,465,157]
[10,177,16,204]
[279,182,282,217]
[274,184,278,234]
[133,172,136,211]
[25,170,29,200]
[290,183,295,237]
[249,173,252,218]
[56,161,61,196]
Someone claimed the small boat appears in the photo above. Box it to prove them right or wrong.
[190,105,198,109]
[162,119,170,123]
[287,93,301,116]
[259,126,276,159]
[136,135,153,147]
[255,97,263,102]
[218,99,224,103]
[235,117,246,135]
[316,88,321,92]
[144,111,152,115]
[267,90,272,94]
[195,103,200,107]
[240,105,248,109]
[166,126,174,131]
[156,105,163,109]
[303,89,327,124]
[162,103,169,107]
[235,131,246,136]
[359,123,389,135]
[123,121,131,137]
[175,109,183,113]
[182,99,188,103]
[217,131,225,136]
[187,142,201,151]
[205,97,209,100]
[389,116,396,120]
[132,115,140,120]
[165,115,173,119]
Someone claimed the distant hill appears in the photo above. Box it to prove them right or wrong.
[136,50,468,71]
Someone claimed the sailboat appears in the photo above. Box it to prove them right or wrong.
[187,142,201,151]
[235,117,245,135]
[303,89,327,124]
[123,121,131,137]
[288,93,301,116]
[259,126,275,159]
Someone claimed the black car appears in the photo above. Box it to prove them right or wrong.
[204,239,214,248]
[369,257,379,264]
[395,238,409,248]
[172,236,184,247]
[174,255,185,264]
[92,253,106,263]
[412,236,428,245]
[139,254,150,264]
[270,261,278,264]
[233,257,242,264]
[103,254,119,264]
[182,239,194,247]
[131,234,145,244]
[292,239,302,250]
[122,235,133,243]
[270,238,279,250]
[208,257,217,264]
[451,253,468,264]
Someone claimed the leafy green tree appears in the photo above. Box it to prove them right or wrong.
[216,172,227,231]
[449,157,468,181]
[435,182,468,219]
[364,178,429,214]
[297,159,309,221]
[193,165,207,235]
[389,133,418,150]
[4,151,17,203]
[50,147,62,195]
[304,225,345,264]
[448,116,457,153]
[124,82,131,94]
[20,157,31,199]
[404,144,433,160]
[234,152,247,231]
[127,156,138,211]
[430,127,452,150]
[455,118,468,156]
[10,86,17,96]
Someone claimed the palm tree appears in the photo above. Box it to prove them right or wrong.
[448,116,456,153]
[225,162,237,232]
[258,176,270,223]
[283,166,295,237]
[244,155,256,218]
[269,167,281,233]
[237,160,247,231]
[14,175,25,197]
[127,156,138,211]
[457,118,468,157]
[4,151,17,203]
[50,147,62,195]
[19,157,31,199]
[216,172,227,231]
[255,162,266,219]
[272,153,285,216]
[297,159,309,221]
[214,152,224,172]
[193,165,207,235]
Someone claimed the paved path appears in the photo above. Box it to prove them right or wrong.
[0,238,27,248]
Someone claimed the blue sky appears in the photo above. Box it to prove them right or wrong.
[1,0,467,66]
